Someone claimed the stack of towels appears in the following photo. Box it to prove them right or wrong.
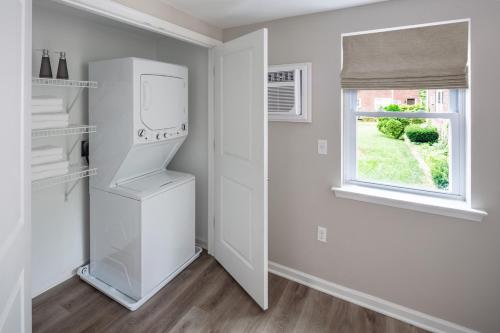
[32,146,69,181]
[32,96,69,129]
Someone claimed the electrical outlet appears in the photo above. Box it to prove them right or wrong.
[318,139,327,155]
[317,226,327,243]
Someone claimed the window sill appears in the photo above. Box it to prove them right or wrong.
[331,185,487,222]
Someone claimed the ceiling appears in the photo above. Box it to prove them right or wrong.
[161,0,390,29]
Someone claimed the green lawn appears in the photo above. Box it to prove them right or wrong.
[357,121,427,187]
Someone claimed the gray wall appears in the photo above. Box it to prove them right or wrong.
[157,38,209,246]
[224,1,500,332]
[32,2,208,296]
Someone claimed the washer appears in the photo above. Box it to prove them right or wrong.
[78,58,200,310]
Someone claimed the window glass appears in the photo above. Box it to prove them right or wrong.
[356,117,451,192]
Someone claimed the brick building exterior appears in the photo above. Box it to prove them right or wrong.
[357,89,449,113]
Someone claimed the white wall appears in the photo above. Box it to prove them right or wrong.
[32,2,208,296]
[224,1,500,332]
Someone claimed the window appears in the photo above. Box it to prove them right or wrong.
[340,21,469,201]
[435,90,445,112]
[406,98,416,105]
[343,88,466,198]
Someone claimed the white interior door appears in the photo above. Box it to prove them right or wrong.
[0,0,31,332]
[213,29,268,310]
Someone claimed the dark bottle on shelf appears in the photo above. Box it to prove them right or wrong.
[56,51,69,80]
[39,49,53,78]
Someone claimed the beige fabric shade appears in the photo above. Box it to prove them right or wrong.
[341,22,469,89]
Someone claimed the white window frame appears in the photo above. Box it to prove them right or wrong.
[342,89,466,200]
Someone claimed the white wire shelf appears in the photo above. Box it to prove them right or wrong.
[32,165,97,191]
[32,125,96,139]
[32,77,98,88]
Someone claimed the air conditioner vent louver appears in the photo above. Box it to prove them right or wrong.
[268,86,296,113]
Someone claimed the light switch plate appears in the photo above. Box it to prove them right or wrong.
[318,139,327,155]
[317,226,327,243]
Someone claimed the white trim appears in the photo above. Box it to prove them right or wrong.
[465,21,472,204]
[269,261,479,333]
[354,111,458,119]
[207,47,215,255]
[52,0,222,48]
[332,185,486,222]
[341,18,470,37]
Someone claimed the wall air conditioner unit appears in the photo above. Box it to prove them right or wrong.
[268,63,311,122]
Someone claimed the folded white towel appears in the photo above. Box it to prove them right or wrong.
[32,145,63,158]
[32,96,64,107]
[32,113,69,122]
[32,120,69,129]
[32,154,64,165]
[32,168,69,181]
[32,160,69,174]
[32,105,65,114]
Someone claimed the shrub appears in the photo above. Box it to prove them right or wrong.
[410,118,426,125]
[399,118,411,128]
[377,118,389,131]
[430,158,449,189]
[405,125,439,143]
[400,103,426,112]
[379,118,405,139]
[384,103,426,112]
[378,103,429,139]
[384,104,401,112]
[377,117,410,139]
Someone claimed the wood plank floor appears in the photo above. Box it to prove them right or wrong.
[33,251,428,333]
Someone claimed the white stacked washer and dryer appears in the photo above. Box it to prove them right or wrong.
[77,57,201,310]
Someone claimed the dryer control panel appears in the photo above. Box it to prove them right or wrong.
[136,123,188,143]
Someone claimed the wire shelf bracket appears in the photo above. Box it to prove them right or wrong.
[66,87,85,114]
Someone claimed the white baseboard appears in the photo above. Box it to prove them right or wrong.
[268,261,477,333]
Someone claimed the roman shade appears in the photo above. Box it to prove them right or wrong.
[341,22,469,89]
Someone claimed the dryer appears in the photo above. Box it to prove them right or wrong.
[78,58,200,310]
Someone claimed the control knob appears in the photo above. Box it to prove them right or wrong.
[138,129,146,137]
[156,133,161,140]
